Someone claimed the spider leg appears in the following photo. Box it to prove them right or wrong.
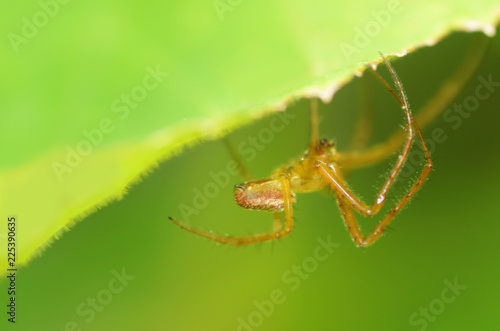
[317,74,422,218]
[334,157,431,247]
[339,36,489,170]
[319,55,433,245]
[169,177,294,246]
[348,73,374,152]
[309,98,319,149]
[317,57,432,216]
[223,136,252,182]
[333,193,365,246]
[342,74,374,181]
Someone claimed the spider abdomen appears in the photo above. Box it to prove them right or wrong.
[234,179,296,211]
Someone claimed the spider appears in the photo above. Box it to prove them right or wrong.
[169,49,483,247]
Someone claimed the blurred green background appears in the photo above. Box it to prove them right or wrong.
[2,30,500,331]
[2,1,500,331]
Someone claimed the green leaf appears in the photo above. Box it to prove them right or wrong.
[0,0,498,268]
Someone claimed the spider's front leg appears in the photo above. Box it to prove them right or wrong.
[317,54,433,246]
[318,54,430,217]
[339,37,488,170]
[169,177,295,246]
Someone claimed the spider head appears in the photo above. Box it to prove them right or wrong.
[234,179,293,211]
[315,138,337,157]
[319,138,334,148]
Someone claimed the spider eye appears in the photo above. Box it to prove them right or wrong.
[319,139,334,148]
